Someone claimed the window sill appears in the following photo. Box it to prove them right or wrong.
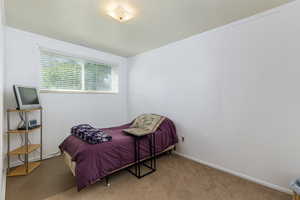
[40,89,118,94]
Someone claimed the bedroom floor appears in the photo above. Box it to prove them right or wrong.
[6,154,291,200]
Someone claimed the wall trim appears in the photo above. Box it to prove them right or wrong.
[174,151,292,195]
[1,169,6,200]
[3,151,292,198]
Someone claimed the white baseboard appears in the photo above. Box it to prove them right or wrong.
[2,150,292,197]
[174,151,292,195]
[10,151,61,168]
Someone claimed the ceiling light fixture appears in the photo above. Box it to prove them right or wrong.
[107,5,134,22]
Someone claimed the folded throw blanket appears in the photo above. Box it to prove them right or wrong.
[71,124,112,144]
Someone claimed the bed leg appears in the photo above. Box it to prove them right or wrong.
[105,176,110,187]
[105,177,110,187]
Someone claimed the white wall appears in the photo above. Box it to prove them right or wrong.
[128,0,300,192]
[0,0,4,198]
[5,27,128,164]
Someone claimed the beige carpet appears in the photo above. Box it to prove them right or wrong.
[6,154,291,200]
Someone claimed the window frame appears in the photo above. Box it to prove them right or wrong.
[39,47,119,94]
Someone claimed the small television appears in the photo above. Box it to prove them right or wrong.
[13,85,41,110]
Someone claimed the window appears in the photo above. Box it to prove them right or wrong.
[40,50,118,93]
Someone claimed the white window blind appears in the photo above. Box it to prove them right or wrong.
[40,50,118,93]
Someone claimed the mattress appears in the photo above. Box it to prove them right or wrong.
[63,144,175,177]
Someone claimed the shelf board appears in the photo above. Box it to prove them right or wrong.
[7,162,41,177]
[9,144,41,155]
[7,125,42,134]
[7,108,42,113]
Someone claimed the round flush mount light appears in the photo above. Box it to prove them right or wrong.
[107,5,134,22]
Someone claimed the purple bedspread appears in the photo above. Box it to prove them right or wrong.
[59,118,178,191]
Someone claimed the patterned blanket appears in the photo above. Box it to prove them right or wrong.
[71,124,112,144]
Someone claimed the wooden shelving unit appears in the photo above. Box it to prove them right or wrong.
[7,108,43,113]
[7,162,41,177]
[7,125,41,134]
[9,144,41,155]
[7,108,43,176]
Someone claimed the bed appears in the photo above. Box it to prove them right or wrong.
[59,117,178,191]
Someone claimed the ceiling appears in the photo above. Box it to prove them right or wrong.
[5,0,291,57]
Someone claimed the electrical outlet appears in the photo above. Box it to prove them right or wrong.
[181,136,185,142]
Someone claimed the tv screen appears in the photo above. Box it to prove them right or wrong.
[19,87,39,105]
[14,85,41,109]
